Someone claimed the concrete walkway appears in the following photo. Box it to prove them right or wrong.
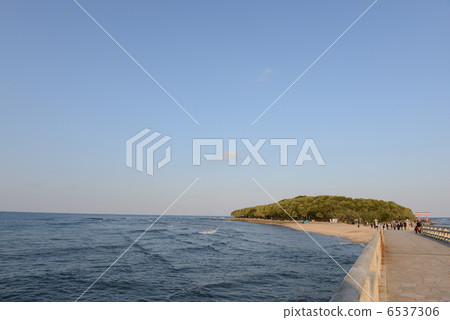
[384,230,450,302]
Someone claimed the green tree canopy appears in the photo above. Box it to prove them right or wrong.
[230,195,415,222]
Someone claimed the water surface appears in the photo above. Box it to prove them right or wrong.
[0,212,363,301]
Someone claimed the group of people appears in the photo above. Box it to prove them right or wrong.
[368,220,423,234]
[362,220,425,235]
[381,221,410,230]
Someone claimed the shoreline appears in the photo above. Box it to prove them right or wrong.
[230,218,377,243]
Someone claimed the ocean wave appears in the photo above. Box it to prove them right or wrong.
[175,245,221,254]
[198,228,218,235]
[87,217,104,221]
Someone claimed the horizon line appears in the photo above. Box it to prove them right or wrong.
[0,210,230,217]
[0,210,449,218]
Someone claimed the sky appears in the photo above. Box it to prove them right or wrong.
[0,0,449,216]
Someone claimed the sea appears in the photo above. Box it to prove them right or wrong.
[430,217,450,226]
[0,212,366,302]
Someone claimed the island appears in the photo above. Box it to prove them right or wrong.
[230,195,416,242]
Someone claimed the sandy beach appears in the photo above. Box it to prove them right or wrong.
[230,218,377,243]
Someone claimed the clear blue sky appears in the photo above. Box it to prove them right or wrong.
[1,0,449,216]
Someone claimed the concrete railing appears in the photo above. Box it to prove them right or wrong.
[422,225,450,243]
[330,229,383,302]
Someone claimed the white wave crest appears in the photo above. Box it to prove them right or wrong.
[198,228,218,235]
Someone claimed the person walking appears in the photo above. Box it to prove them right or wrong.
[415,220,422,234]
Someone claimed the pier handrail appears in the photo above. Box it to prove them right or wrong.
[422,225,450,243]
[330,229,383,302]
